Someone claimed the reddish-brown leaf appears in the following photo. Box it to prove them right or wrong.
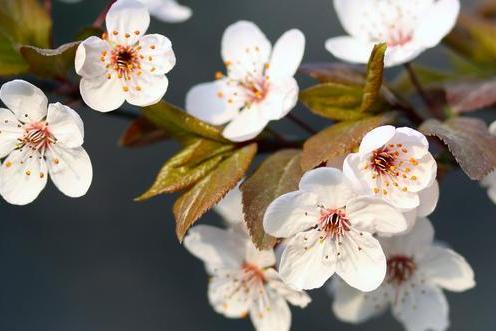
[120,117,169,148]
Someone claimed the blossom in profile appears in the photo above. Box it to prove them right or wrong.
[184,223,310,331]
[481,121,496,204]
[344,126,437,210]
[330,219,475,331]
[186,21,305,142]
[0,80,92,205]
[263,167,407,292]
[325,0,460,67]
[75,0,176,112]
[139,0,192,23]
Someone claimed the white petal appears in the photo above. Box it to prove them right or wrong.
[415,0,460,48]
[259,78,299,121]
[420,246,475,292]
[263,191,319,238]
[185,80,240,125]
[416,181,439,217]
[183,225,246,270]
[264,269,311,308]
[46,103,84,148]
[333,0,365,37]
[0,148,47,205]
[138,34,176,75]
[214,183,244,224]
[222,106,268,142]
[75,36,110,78]
[336,231,386,292]
[392,280,449,331]
[299,167,356,209]
[325,36,375,65]
[347,196,407,235]
[0,80,48,123]
[221,21,271,80]
[359,125,396,154]
[381,218,435,259]
[106,0,150,45]
[125,73,168,107]
[0,108,23,158]
[384,44,425,67]
[245,240,276,269]
[279,230,335,290]
[80,76,125,112]
[250,289,291,331]
[46,145,92,198]
[208,273,251,318]
[268,29,305,80]
[489,120,496,135]
[143,0,192,23]
[482,171,496,204]
[330,278,391,324]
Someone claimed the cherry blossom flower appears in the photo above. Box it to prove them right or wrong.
[75,0,176,112]
[186,21,305,142]
[263,167,407,292]
[184,223,310,331]
[481,121,496,204]
[0,80,92,205]
[214,183,244,225]
[330,219,475,331]
[139,0,192,23]
[343,126,437,210]
[326,0,461,67]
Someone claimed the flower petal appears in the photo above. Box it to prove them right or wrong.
[214,183,244,224]
[0,108,23,158]
[125,73,168,107]
[259,78,299,121]
[336,231,386,292]
[208,272,251,318]
[264,268,311,308]
[415,0,460,48]
[80,76,126,112]
[330,278,392,324]
[221,21,271,80]
[245,239,276,269]
[46,103,84,148]
[0,148,47,205]
[299,167,356,209]
[278,230,336,290]
[359,125,396,154]
[482,171,496,204]
[263,191,319,238]
[75,36,110,78]
[268,29,305,80]
[250,289,291,331]
[46,145,92,198]
[0,80,48,123]
[325,36,375,65]
[420,246,475,292]
[138,34,176,75]
[143,0,192,23]
[416,181,439,217]
[381,218,435,259]
[185,80,240,125]
[333,0,366,37]
[222,106,268,142]
[106,0,150,45]
[384,44,425,67]
[347,196,407,235]
[183,225,246,270]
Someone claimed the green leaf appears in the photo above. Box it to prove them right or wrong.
[241,149,303,249]
[0,31,28,75]
[299,62,365,85]
[19,42,79,78]
[120,117,170,148]
[301,113,397,171]
[420,117,496,180]
[142,101,228,143]
[299,82,368,121]
[391,64,456,94]
[137,139,234,200]
[173,143,257,241]
[361,43,387,113]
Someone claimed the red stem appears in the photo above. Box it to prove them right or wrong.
[93,0,116,28]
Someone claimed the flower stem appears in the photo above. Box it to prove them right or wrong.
[404,63,436,111]
[287,113,317,135]
[93,0,116,28]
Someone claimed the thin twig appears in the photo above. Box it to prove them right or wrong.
[108,108,140,120]
[404,63,436,111]
[93,0,116,28]
[287,113,317,135]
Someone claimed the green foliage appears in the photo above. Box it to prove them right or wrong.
[241,149,303,249]
[19,42,79,78]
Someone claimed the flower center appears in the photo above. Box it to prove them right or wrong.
[370,146,398,176]
[241,263,266,284]
[386,29,413,47]
[387,255,416,286]
[110,45,141,80]
[20,122,55,154]
[240,78,269,104]
[318,208,351,240]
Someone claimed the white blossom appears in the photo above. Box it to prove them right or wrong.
[326,0,460,67]
[0,80,92,205]
[343,125,437,210]
[481,121,496,204]
[263,167,407,292]
[330,219,475,331]
[184,224,310,331]
[214,182,244,225]
[139,0,192,23]
[75,0,176,112]
[186,21,305,142]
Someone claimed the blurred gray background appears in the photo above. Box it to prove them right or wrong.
[0,0,493,330]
